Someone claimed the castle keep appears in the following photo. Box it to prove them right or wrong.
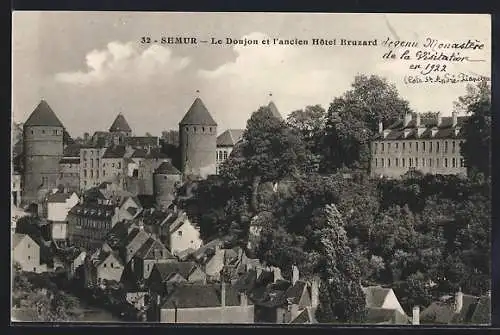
[22,100,65,203]
[179,98,218,179]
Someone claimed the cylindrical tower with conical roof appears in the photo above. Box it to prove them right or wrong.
[179,97,218,179]
[22,100,64,204]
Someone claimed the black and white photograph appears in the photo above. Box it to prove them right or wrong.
[11,11,491,325]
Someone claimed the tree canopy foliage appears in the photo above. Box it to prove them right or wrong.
[174,76,491,321]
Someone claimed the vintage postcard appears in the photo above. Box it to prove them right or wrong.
[11,12,491,325]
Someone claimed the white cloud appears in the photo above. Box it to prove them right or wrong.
[55,41,191,86]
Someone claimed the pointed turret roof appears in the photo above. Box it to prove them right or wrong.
[268,101,282,119]
[154,161,181,175]
[180,98,217,126]
[109,113,132,133]
[24,100,64,127]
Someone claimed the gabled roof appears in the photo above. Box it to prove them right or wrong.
[12,233,27,249]
[217,129,245,147]
[162,283,240,309]
[268,101,282,119]
[179,98,217,126]
[134,237,174,260]
[47,191,75,203]
[154,261,200,282]
[291,307,317,324]
[109,113,132,133]
[24,100,64,128]
[363,286,391,308]
[470,296,491,324]
[154,161,181,175]
[103,145,127,159]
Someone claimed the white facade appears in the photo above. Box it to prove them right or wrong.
[12,234,46,273]
[169,218,203,256]
[47,192,80,222]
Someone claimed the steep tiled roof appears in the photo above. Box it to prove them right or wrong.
[363,286,391,308]
[285,280,307,304]
[217,129,245,147]
[376,115,469,140]
[154,261,199,282]
[162,283,240,309]
[47,192,75,203]
[109,113,132,132]
[103,145,127,159]
[453,294,479,324]
[470,296,491,324]
[179,98,217,126]
[12,233,26,249]
[154,161,181,175]
[291,307,317,324]
[24,100,64,127]
[268,101,282,119]
[63,143,82,157]
[420,301,456,324]
[125,136,159,148]
[134,238,174,260]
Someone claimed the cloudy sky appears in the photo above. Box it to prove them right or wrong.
[12,12,490,138]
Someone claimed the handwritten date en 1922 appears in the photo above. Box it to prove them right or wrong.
[409,63,447,75]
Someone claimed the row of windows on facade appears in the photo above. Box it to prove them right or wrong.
[216,150,229,161]
[374,157,465,169]
[82,150,103,158]
[74,210,113,220]
[28,129,62,135]
[374,140,464,154]
[184,126,214,133]
[83,169,121,178]
[82,159,122,169]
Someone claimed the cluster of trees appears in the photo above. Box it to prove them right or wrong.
[175,76,491,322]
[12,263,82,321]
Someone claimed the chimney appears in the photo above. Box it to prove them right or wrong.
[452,111,458,127]
[240,292,248,307]
[455,288,463,313]
[404,112,412,127]
[412,306,420,325]
[436,112,442,127]
[378,121,383,133]
[290,303,300,321]
[221,282,226,308]
[292,265,299,286]
[416,113,421,127]
[311,276,320,308]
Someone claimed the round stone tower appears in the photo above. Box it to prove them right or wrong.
[179,97,218,179]
[153,161,182,209]
[22,100,64,204]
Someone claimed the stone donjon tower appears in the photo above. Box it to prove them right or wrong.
[179,97,218,179]
[22,100,64,204]
[109,113,132,145]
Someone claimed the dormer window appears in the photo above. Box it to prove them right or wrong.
[403,129,411,138]
[382,129,390,139]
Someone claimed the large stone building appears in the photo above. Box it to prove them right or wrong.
[179,98,218,179]
[79,146,107,191]
[22,100,65,204]
[371,112,468,179]
[216,129,244,175]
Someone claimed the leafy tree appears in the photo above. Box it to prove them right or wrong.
[322,75,410,172]
[393,272,434,314]
[457,81,491,178]
[315,204,366,323]
[286,105,326,164]
[221,106,311,213]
